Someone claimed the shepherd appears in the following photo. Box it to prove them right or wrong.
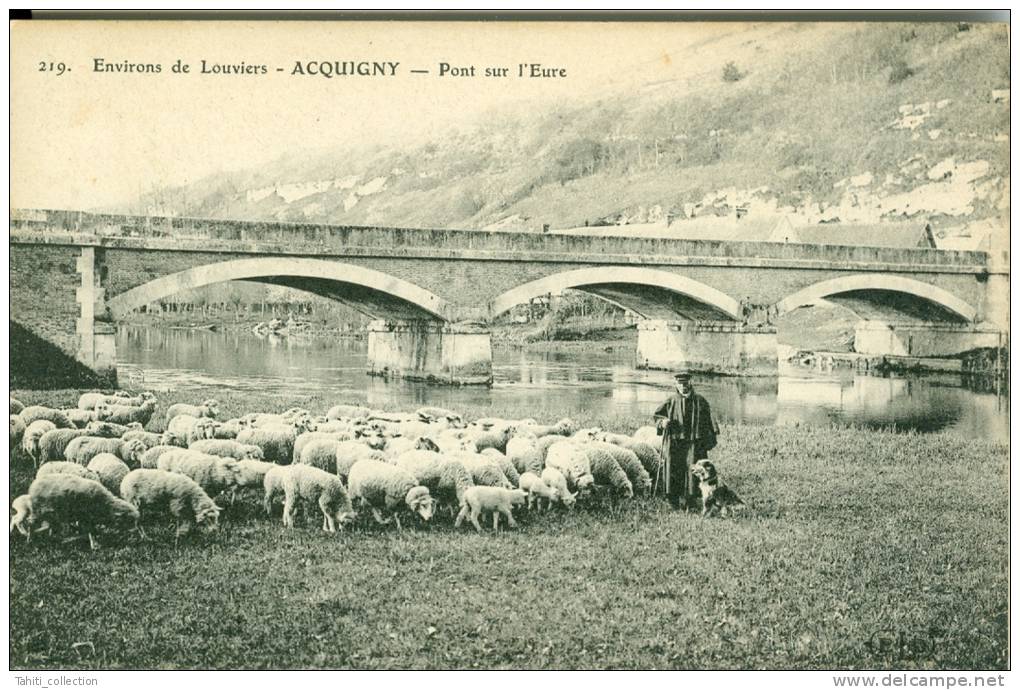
[652,370,720,511]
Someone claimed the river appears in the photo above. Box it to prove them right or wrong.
[116,326,1009,442]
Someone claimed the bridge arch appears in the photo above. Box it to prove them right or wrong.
[106,257,454,322]
[489,267,742,321]
[776,274,978,323]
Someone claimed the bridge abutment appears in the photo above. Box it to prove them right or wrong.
[75,247,118,386]
[366,320,493,385]
[636,320,778,376]
[853,321,1005,357]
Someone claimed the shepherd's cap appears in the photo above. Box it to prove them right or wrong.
[673,370,692,381]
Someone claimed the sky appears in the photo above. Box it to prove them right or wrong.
[10,20,752,210]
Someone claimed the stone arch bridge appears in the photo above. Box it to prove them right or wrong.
[10,209,1008,386]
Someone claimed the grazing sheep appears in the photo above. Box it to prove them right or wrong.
[20,406,74,430]
[541,467,577,509]
[473,426,515,454]
[632,425,659,447]
[156,449,240,498]
[189,438,264,461]
[281,464,357,533]
[120,469,221,541]
[294,432,351,465]
[26,474,139,549]
[583,443,634,500]
[593,441,652,496]
[262,465,294,516]
[326,404,371,420]
[534,434,565,463]
[507,435,544,476]
[628,442,661,480]
[10,415,25,452]
[235,459,277,489]
[457,453,513,489]
[480,448,520,487]
[545,441,596,493]
[36,461,101,483]
[165,399,219,425]
[334,441,388,483]
[22,420,57,463]
[347,459,434,529]
[63,408,100,428]
[86,453,131,496]
[121,429,163,449]
[97,400,157,427]
[10,396,25,416]
[236,426,297,465]
[139,444,180,469]
[521,418,575,438]
[37,428,89,465]
[454,486,527,532]
[65,436,145,469]
[78,391,154,410]
[518,471,559,511]
[85,420,143,438]
[213,418,249,439]
[394,450,474,514]
[10,495,33,538]
[297,438,342,473]
[415,406,460,423]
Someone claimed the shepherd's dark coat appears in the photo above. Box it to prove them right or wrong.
[653,393,719,499]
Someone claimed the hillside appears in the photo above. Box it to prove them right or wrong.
[125,22,1009,235]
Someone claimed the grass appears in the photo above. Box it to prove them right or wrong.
[9,388,1009,670]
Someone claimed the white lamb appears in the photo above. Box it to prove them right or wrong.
[262,464,294,516]
[165,399,220,425]
[25,474,139,550]
[86,453,132,496]
[281,464,357,533]
[454,486,527,532]
[545,440,596,493]
[120,468,221,542]
[347,459,434,530]
[518,471,559,511]
[541,467,577,509]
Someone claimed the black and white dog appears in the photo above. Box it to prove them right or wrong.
[690,460,744,517]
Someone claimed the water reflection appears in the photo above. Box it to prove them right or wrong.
[117,326,1008,442]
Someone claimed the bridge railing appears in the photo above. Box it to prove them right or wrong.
[10,208,991,268]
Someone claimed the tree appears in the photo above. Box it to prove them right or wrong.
[722,61,744,82]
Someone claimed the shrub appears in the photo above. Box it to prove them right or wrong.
[722,61,744,82]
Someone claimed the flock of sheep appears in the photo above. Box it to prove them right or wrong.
[9,391,666,548]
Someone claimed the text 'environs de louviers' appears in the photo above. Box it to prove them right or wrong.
[92,58,401,77]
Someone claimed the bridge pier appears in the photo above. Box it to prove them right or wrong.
[75,247,118,386]
[853,321,1005,357]
[366,320,492,385]
[636,319,778,376]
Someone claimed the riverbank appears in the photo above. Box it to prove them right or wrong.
[9,388,1008,670]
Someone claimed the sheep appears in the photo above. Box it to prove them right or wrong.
[37,428,89,464]
[10,415,25,452]
[262,464,294,516]
[480,448,520,487]
[10,495,33,538]
[22,420,57,464]
[156,449,240,498]
[545,440,596,493]
[281,464,357,533]
[19,406,75,430]
[65,436,146,469]
[26,474,139,549]
[326,404,371,420]
[473,425,515,454]
[541,467,577,509]
[189,438,264,461]
[454,486,527,532]
[165,415,219,447]
[293,431,351,465]
[120,469,221,542]
[235,459,276,489]
[10,396,25,416]
[520,417,575,438]
[165,399,219,425]
[393,450,474,515]
[384,435,440,459]
[518,471,559,511]
[347,459,434,529]
[86,453,131,496]
[335,441,388,483]
[297,438,343,473]
[534,434,566,463]
[507,434,544,476]
[628,442,661,480]
[187,418,221,446]
[85,420,144,438]
[36,461,101,483]
[236,426,297,465]
[592,441,652,496]
[633,425,660,447]
[139,444,180,469]
[583,443,634,500]
[121,428,163,449]
[63,408,100,428]
[213,418,249,439]
[415,406,461,423]
[78,391,154,410]
[457,453,513,489]
[97,400,157,427]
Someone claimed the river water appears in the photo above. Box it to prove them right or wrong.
[116,326,1009,442]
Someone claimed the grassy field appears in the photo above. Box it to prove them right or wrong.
[9,389,1009,670]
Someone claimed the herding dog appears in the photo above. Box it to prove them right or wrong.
[690,460,744,517]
